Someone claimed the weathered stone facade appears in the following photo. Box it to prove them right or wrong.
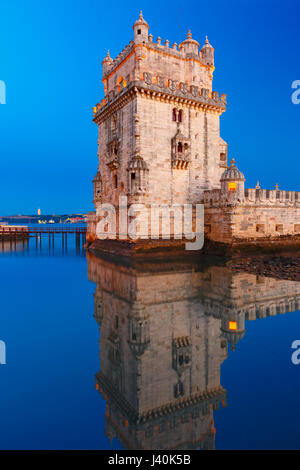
[204,160,300,243]
[87,12,227,245]
[87,252,300,449]
[87,12,300,250]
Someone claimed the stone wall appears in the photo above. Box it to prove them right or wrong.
[204,189,300,241]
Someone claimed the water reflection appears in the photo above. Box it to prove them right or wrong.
[0,238,29,253]
[87,253,300,450]
[0,234,85,257]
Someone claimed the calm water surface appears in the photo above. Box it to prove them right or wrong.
[0,231,300,450]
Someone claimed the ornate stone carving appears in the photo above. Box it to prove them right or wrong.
[172,336,192,372]
[171,129,191,169]
[106,138,119,169]
[127,155,149,195]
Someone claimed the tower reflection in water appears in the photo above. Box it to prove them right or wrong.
[87,253,300,450]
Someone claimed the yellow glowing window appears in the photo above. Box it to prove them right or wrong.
[228,182,237,192]
[123,80,127,88]
[229,321,237,330]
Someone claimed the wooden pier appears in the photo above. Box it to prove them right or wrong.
[28,226,87,248]
[0,225,87,247]
[0,225,29,239]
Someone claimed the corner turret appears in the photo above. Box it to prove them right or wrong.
[221,314,245,352]
[220,159,245,199]
[102,50,113,78]
[133,11,149,44]
[201,36,214,66]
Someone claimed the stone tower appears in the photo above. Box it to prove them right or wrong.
[90,12,228,241]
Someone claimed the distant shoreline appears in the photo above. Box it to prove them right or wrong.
[0,214,87,224]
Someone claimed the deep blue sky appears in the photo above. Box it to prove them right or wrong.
[0,0,299,215]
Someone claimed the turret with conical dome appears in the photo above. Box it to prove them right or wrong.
[133,10,149,44]
[179,30,199,56]
[221,158,245,199]
[201,36,214,66]
[101,50,113,78]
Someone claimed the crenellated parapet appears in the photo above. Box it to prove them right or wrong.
[204,187,300,208]
[101,28,215,81]
[93,74,226,122]
[203,293,300,321]
[244,188,300,206]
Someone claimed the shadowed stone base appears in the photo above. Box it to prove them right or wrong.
[229,256,300,281]
[87,238,193,259]
[86,234,300,259]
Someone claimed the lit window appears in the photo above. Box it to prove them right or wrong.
[229,321,237,330]
[228,182,237,192]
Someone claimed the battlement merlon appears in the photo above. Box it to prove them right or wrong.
[93,77,226,122]
[100,12,217,98]
[204,188,300,207]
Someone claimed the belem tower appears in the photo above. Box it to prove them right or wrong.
[87,12,300,254]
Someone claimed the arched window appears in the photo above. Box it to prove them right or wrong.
[178,109,182,122]
[114,174,118,188]
[177,142,183,153]
[117,76,126,92]
[172,108,177,122]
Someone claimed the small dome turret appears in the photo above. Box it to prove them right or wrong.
[102,50,113,78]
[128,155,149,196]
[220,159,245,199]
[179,30,199,55]
[221,328,245,352]
[221,158,245,182]
[221,315,246,351]
[93,171,102,204]
[201,36,214,66]
[128,154,148,170]
[133,11,149,44]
